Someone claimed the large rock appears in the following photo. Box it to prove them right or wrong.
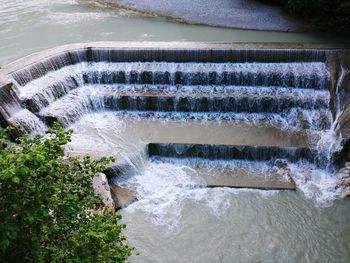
[329,51,350,138]
[338,162,350,198]
[341,186,350,198]
[110,184,138,210]
[93,173,115,208]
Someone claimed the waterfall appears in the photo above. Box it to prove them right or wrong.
[0,46,344,204]
[9,61,331,133]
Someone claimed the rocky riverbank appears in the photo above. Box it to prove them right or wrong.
[338,162,350,198]
[107,0,306,32]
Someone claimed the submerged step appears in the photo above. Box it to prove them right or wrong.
[153,157,296,190]
[46,109,330,149]
[109,156,297,210]
[65,112,316,162]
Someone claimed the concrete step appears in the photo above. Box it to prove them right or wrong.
[22,84,329,113]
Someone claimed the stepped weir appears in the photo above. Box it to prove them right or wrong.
[1,42,350,209]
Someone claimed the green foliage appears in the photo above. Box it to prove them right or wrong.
[0,124,134,262]
[259,0,350,32]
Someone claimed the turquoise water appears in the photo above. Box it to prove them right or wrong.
[1,1,350,262]
[0,0,346,66]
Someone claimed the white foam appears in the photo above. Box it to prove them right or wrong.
[315,117,343,164]
[17,61,328,96]
[66,112,145,159]
[122,160,279,230]
[48,12,112,25]
[289,162,340,207]
[8,109,47,136]
[120,158,341,232]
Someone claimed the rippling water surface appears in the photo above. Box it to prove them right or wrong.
[1,1,350,262]
[64,112,350,262]
[0,0,346,65]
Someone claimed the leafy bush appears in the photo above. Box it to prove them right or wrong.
[0,125,134,262]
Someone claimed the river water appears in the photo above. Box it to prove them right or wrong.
[65,112,349,263]
[1,0,350,262]
[0,0,346,66]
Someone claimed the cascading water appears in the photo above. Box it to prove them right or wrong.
[2,46,349,262]
[8,57,337,186]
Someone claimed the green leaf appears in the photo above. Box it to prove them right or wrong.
[0,124,132,262]
[11,176,20,184]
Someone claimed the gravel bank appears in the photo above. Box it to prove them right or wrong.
[108,0,306,32]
